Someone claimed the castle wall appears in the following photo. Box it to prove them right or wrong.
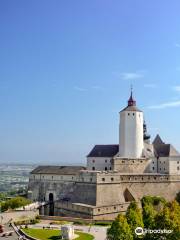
[112,157,152,173]
[96,172,180,206]
[54,201,131,220]
[28,172,97,205]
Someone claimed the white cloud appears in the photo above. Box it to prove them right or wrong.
[172,86,180,92]
[113,70,145,80]
[148,100,180,109]
[144,84,157,88]
[74,86,87,91]
[175,43,180,48]
[120,72,144,80]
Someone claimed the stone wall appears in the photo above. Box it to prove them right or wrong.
[96,173,180,206]
[112,157,152,173]
[28,177,97,205]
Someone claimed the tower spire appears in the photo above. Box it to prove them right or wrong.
[128,85,136,106]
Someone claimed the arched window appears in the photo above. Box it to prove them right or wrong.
[92,167,95,170]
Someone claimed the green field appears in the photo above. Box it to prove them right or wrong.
[23,228,94,240]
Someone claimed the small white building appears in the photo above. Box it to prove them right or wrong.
[61,225,74,240]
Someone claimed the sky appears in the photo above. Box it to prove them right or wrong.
[0,0,180,165]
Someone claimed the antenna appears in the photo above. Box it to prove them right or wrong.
[130,84,133,96]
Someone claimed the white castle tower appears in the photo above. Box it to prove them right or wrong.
[119,90,144,158]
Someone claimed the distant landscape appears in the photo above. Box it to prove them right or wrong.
[0,164,35,193]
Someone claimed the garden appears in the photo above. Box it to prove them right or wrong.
[23,228,94,240]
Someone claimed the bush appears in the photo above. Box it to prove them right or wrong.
[94,222,111,226]
[50,220,69,225]
[15,218,40,225]
[73,220,89,225]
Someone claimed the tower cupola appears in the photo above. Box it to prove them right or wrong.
[128,89,136,106]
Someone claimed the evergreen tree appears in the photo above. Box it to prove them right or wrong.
[107,214,133,240]
[126,201,144,239]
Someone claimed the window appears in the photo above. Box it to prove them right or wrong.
[98,209,100,212]
[153,161,154,164]
[110,167,112,170]
[105,167,107,171]
[92,167,95,170]
[128,113,130,116]
[177,161,179,164]
[52,176,53,179]
[105,159,107,163]
[177,166,180,171]
[133,113,135,116]
[152,167,155,170]
[160,168,161,171]
[111,178,114,181]
[102,178,105,181]
[154,177,156,180]
[92,159,95,163]
[114,206,116,210]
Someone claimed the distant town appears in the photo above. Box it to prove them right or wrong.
[0,164,35,193]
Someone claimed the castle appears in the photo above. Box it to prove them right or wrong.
[28,90,180,220]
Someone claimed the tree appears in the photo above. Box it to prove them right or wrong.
[155,200,180,240]
[1,197,31,212]
[126,201,144,239]
[107,214,133,240]
[141,196,166,229]
[175,191,180,204]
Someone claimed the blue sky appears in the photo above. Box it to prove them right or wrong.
[0,0,180,164]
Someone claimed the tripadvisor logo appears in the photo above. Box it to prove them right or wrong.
[135,227,173,235]
[135,227,144,236]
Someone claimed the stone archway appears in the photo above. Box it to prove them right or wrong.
[124,188,135,202]
[49,193,54,216]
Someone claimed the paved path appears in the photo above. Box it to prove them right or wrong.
[1,224,19,240]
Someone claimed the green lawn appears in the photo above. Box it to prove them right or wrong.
[23,228,94,240]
